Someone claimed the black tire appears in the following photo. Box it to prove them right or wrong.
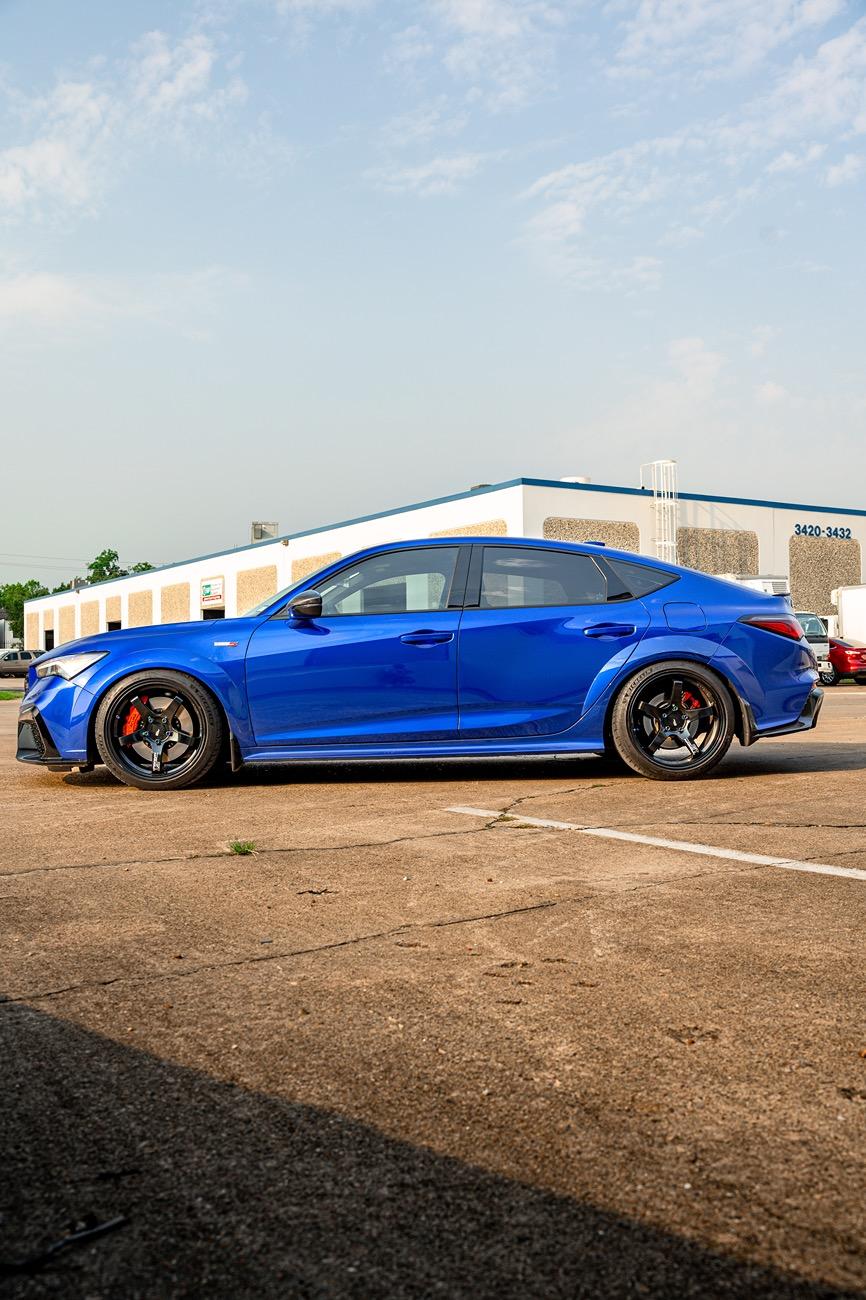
[94,670,224,791]
[610,660,735,781]
[825,668,840,686]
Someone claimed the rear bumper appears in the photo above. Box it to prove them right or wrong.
[741,686,823,745]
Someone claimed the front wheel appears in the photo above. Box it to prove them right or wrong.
[610,661,735,781]
[94,670,224,791]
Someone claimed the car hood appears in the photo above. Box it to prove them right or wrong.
[34,618,258,664]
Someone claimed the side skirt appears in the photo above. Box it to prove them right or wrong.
[239,739,606,764]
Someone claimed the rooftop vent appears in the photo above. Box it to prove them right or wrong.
[251,521,279,543]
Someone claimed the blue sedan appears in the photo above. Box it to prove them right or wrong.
[17,538,822,790]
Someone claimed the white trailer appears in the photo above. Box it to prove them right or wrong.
[831,586,866,643]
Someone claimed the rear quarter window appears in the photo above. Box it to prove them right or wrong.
[606,559,678,598]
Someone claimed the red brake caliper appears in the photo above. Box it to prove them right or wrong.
[681,689,701,711]
[122,694,148,735]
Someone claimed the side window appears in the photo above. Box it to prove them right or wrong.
[479,547,607,608]
[606,558,678,598]
[317,547,460,616]
[21,651,33,660]
[5,652,19,661]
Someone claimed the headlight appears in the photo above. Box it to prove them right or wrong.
[35,651,108,680]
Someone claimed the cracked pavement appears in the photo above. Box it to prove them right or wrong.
[1,693,866,1298]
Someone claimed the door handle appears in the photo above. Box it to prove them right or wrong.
[399,631,455,646]
[583,623,636,639]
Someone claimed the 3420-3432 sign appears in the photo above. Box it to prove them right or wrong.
[793,523,852,539]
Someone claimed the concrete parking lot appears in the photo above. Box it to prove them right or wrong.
[1,692,865,1298]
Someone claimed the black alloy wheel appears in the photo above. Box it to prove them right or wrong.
[611,660,735,780]
[95,670,224,790]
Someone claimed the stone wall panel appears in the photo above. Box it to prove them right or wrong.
[128,591,154,628]
[677,528,758,576]
[237,566,279,614]
[789,535,862,616]
[160,584,189,624]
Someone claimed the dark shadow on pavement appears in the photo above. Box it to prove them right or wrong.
[1,1004,859,1299]
[59,740,866,791]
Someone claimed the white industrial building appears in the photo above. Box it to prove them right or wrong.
[23,474,866,651]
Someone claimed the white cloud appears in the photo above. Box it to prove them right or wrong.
[390,0,571,111]
[825,151,864,184]
[0,30,250,221]
[381,100,469,149]
[370,151,491,195]
[766,142,825,172]
[0,267,246,339]
[0,272,94,321]
[608,0,845,84]
[522,16,866,287]
[756,379,789,403]
[749,325,777,357]
[582,336,732,453]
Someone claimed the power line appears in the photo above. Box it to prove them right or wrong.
[0,552,88,562]
[0,560,83,572]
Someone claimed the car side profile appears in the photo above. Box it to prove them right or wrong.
[17,537,822,790]
[827,636,866,686]
[0,649,39,678]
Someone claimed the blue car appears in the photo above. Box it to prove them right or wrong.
[17,537,822,790]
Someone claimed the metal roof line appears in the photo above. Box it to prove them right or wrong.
[22,476,866,599]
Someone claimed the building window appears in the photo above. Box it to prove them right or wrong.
[202,608,225,621]
[44,630,55,651]
[106,620,122,632]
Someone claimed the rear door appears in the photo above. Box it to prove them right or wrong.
[457,545,650,739]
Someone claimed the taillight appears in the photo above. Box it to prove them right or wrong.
[740,614,804,641]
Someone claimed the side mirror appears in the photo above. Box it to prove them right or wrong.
[288,590,323,620]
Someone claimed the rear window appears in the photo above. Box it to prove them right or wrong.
[479,547,607,608]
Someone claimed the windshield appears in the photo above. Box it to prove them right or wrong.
[796,613,826,638]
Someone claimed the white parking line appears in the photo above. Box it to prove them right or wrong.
[446,807,866,883]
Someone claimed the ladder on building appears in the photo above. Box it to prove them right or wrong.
[640,460,679,565]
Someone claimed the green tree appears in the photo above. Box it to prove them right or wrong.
[4,550,156,641]
[0,580,50,640]
[86,550,154,583]
[87,548,125,584]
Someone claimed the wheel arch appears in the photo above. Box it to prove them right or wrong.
[601,653,752,752]
[85,665,235,765]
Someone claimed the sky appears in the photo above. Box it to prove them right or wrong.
[1,0,865,587]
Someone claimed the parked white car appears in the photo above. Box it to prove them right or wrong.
[794,612,833,684]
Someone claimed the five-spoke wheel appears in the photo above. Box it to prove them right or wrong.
[94,671,224,790]
[610,660,734,780]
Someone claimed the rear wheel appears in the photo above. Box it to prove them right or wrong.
[610,661,734,781]
[95,670,224,791]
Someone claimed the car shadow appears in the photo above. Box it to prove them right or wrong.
[59,741,866,791]
[0,1003,855,1299]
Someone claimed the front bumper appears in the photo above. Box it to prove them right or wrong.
[16,706,76,769]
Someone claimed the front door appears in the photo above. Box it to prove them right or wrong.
[245,546,465,746]
[457,545,650,739]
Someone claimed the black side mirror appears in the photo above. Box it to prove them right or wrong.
[288,590,323,620]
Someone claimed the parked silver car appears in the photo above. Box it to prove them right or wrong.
[0,649,39,678]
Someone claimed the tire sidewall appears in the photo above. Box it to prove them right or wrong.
[94,669,223,791]
[611,660,735,781]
